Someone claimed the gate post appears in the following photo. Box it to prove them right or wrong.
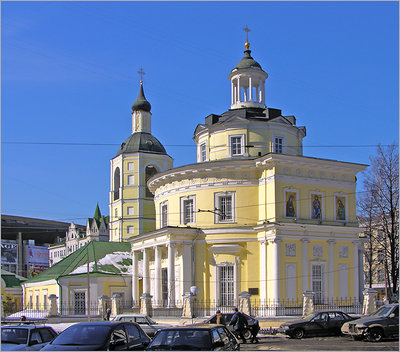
[362,288,378,315]
[140,293,153,317]
[111,294,122,317]
[239,291,252,315]
[302,291,315,317]
[47,294,59,317]
[98,294,109,319]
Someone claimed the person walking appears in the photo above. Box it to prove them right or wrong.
[229,307,248,343]
[251,318,260,343]
[105,307,111,320]
[216,310,226,325]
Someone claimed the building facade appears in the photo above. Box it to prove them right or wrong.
[127,37,367,309]
[48,205,109,266]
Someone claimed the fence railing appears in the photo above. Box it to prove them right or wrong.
[2,297,363,319]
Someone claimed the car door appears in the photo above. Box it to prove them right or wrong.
[110,325,129,350]
[38,328,57,348]
[124,323,150,350]
[28,329,46,350]
[386,306,399,337]
[134,317,153,336]
[307,313,329,336]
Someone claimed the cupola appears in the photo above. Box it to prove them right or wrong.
[228,26,268,110]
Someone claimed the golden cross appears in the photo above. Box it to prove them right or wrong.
[243,25,251,43]
[138,67,145,83]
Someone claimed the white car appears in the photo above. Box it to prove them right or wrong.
[111,314,173,337]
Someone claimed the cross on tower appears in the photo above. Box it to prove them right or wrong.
[243,25,251,43]
[138,67,145,83]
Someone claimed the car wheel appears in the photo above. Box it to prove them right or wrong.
[243,328,252,340]
[293,328,305,339]
[367,327,384,342]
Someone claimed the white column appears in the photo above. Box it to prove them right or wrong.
[249,76,252,101]
[237,76,241,102]
[328,239,336,300]
[154,246,162,307]
[270,238,281,302]
[181,243,193,296]
[132,250,139,307]
[142,248,150,294]
[301,238,309,292]
[231,81,234,105]
[167,243,176,307]
[353,241,360,300]
[259,240,267,302]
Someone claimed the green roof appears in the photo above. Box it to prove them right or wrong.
[93,203,102,222]
[23,241,131,284]
[1,269,27,288]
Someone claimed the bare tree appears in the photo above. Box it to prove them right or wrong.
[360,143,399,300]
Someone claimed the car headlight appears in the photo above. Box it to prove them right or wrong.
[355,324,367,330]
[280,325,290,331]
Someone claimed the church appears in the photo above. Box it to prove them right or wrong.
[112,30,367,311]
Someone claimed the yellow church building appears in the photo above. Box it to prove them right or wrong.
[125,36,367,311]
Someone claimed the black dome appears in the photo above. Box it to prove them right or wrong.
[116,132,167,157]
[131,84,151,112]
[233,49,262,70]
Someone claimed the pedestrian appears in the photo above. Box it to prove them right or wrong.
[251,318,260,343]
[19,315,27,322]
[216,310,226,325]
[229,307,248,343]
[105,307,111,321]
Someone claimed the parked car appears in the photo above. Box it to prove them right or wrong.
[112,314,173,337]
[146,325,240,350]
[1,323,58,351]
[278,311,356,339]
[40,321,151,350]
[203,312,257,340]
[341,303,399,342]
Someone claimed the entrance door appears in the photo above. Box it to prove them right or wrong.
[162,268,168,307]
[74,292,86,315]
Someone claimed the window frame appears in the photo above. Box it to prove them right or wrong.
[180,196,196,224]
[214,192,236,224]
[200,142,207,162]
[160,201,168,228]
[229,134,245,157]
[127,226,134,234]
[273,135,285,154]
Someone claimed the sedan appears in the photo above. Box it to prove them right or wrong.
[146,325,240,350]
[112,314,172,337]
[279,311,356,339]
[40,321,151,350]
[1,324,58,351]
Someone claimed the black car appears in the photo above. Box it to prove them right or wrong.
[341,303,399,342]
[40,321,151,350]
[279,311,356,339]
[204,312,257,340]
[146,325,240,351]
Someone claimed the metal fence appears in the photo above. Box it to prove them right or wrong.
[2,297,363,319]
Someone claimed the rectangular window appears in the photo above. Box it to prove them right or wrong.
[181,196,195,224]
[43,292,47,311]
[215,192,235,223]
[127,175,134,185]
[127,162,134,171]
[219,266,234,306]
[35,292,40,310]
[230,135,243,156]
[274,136,284,154]
[200,143,207,162]
[312,264,323,304]
[127,226,134,234]
[127,207,134,216]
[161,202,168,228]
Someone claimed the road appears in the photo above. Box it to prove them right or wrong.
[240,335,399,351]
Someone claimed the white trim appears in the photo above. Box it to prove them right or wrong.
[200,142,207,162]
[285,263,297,300]
[180,195,196,225]
[338,263,349,298]
[273,134,286,154]
[228,134,245,157]
[310,260,327,302]
[160,201,168,228]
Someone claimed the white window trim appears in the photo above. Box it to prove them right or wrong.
[309,191,324,220]
[214,260,239,307]
[283,188,300,218]
[310,260,327,303]
[127,207,134,216]
[160,201,168,228]
[127,175,135,185]
[273,134,286,154]
[127,225,134,234]
[214,191,236,223]
[334,193,348,222]
[200,142,207,162]
[180,195,196,225]
[127,162,134,171]
[229,134,245,157]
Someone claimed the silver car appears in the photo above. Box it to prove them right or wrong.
[111,314,173,337]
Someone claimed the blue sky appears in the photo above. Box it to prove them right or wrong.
[2,1,398,225]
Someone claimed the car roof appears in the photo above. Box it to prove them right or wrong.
[158,324,221,330]
[71,321,137,326]
[115,314,147,317]
[1,324,50,329]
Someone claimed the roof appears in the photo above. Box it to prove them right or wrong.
[1,269,27,288]
[233,49,262,70]
[131,83,151,112]
[115,132,167,157]
[23,241,131,284]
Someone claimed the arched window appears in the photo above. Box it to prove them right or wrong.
[114,167,120,200]
[145,165,157,198]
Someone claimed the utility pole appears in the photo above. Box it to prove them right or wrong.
[87,245,91,322]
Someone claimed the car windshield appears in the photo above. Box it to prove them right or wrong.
[50,325,111,345]
[1,328,28,344]
[303,313,317,321]
[150,329,211,350]
[370,306,394,317]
